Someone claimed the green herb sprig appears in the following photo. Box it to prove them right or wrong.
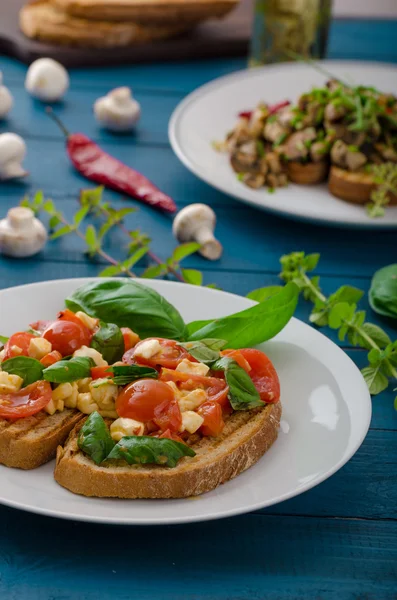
[366,163,397,218]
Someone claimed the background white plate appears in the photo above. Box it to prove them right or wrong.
[169,60,397,228]
[0,278,371,524]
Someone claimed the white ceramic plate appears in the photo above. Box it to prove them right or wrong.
[169,60,397,228]
[0,278,371,525]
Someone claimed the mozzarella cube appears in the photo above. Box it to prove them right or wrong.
[77,377,92,392]
[134,339,161,360]
[178,389,207,412]
[75,311,99,331]
[180,411,204,434]
[28,337,52,360]
[10,345,23,356]
[89,378,118,410]
[53,381,78,409]
[73,346,108,367]
[77,392,99,415]
[0,349,6,362]
[164,380,180,398]
[110,417,145,442]
[0,371,23,393]
[176,359,210,377]
[45,397,64,415]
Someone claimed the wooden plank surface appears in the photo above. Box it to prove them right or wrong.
[1,18,397,600]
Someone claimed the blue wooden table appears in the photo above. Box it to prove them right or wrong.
[1,18,397,600]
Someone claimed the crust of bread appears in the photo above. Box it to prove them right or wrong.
[0,409,84,470]
[20,1,188,48]
[55,402,282,498]
[328,165,397,205]
[53,0,239,24]
[287,160,329,185]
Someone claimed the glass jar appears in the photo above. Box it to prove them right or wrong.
[249,0,332,66]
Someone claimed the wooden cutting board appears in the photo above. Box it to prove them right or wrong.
[0,0,253,67]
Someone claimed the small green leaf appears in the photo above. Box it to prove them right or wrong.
[247,286,283,302]
[98,222,113,242]
[33,191,44,209]
[99,265,122,277]
[142,264,167,279]
[49,214,61,229]
[50,225,73,240]
[304,253,320,271]
[43,199,55,213]
[121,247,148,270]
[91,322,124,364]
[361,365,389,395]
[114,207,136,221]
[74,205,90,227]
[0,335,9,345]
[328,302,356,329]
[181,269,203,286]
[359,323,391,349]
[329,285,364,306]
[368,348,382,365]
[80,187,104,208]
[78,412,115,465]
[85,225,97,252]
[172,242,201,263]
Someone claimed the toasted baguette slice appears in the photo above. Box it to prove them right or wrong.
[0,409,84,470]
[55,402,281,498]
[287,160,329,185]
[328,166,397,205]
[20,1,188,48]
[53,0,239,24]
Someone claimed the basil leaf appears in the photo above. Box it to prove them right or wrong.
[107,436,195,468]
[110,365,158,386]
[66,280,186,340]
[212,356,263,410]
[187,282,299,348]
[0,335,9,346]
[1,356,44,387]
[246,286,283,302]
[43,356,95,383]
[369,264,397,320]
[179,339,226,364]
[91,322,124,364]
[78,412,115,465]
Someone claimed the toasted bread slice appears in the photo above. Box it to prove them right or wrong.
[328,166,397,205]
[287,160,329,185]
[20,1,188,48]
[0,409,84,470]
[53,0,239,24]
[55,402,281,498]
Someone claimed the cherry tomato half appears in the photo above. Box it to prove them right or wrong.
[121,327,140,352]
[3,332,36,360]
[159,368,230,407]
[132,338,191,369]
[40,350,62,367]
[116,379,175,423]
[42,320,92,356]
[0,381,52,419]
[238,348,280,403]
[197,401,225,437]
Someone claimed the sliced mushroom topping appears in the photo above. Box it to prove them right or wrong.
[310,141,330,162]
[242,173,266,189]
[263,120,289,143]
[249,108,268,137]
[283,127,317,160]
[324,102,346,122]
[267,173,288,188]
[330,139,348,167]
[345,149,367,171]
[265,152,283,174]
[277,106,295,128]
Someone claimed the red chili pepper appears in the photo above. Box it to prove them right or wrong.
[268,100,291,116]
[46,108,176,214]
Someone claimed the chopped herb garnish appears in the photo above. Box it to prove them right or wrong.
[256,140,265,157]
[236,172,245,182]
[273,133,288,148]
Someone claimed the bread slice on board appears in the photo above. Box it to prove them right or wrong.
[55,402,281,498]
[53,0,239,24]
[0,409,84,470]
[20,1,188,48]
[328,165,397,205]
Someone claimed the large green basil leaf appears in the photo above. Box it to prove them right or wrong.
[66,280,186,340]
[107,436,195,468]
[187,282,299,348]
[212,356,263,410]
[1,356,44,387]
[91,322,124,364]
[43,356,95,383]
[78,412,115,465]
[178,339,227,365]
[369,264,397,320]
[110,365,158,386]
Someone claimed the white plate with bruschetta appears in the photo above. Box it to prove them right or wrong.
[169,60,397,228]
[0,278,371,524]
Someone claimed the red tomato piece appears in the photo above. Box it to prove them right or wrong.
[42,320,92,356]
[116,379,175,422]
[121,327,140,352]
[132,338,190,369]
[40,350,62,367]
[238,348,280,403]
[153,397,182,433]
[0,381,52,419]
[29,320,53,334]
[57,309,86,328]
[197,401,225,437]
[158,428,186,445]
[3,332,36,360]
[220,349,251,373]
[91,366,112,380]
[160,368,230,406]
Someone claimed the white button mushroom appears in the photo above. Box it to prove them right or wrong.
[0,207,47,257]
[0,73,13,119]
[25,58,69,102]
[0,133,27,180]
[172,204,222,261]
[94,87,141,132]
